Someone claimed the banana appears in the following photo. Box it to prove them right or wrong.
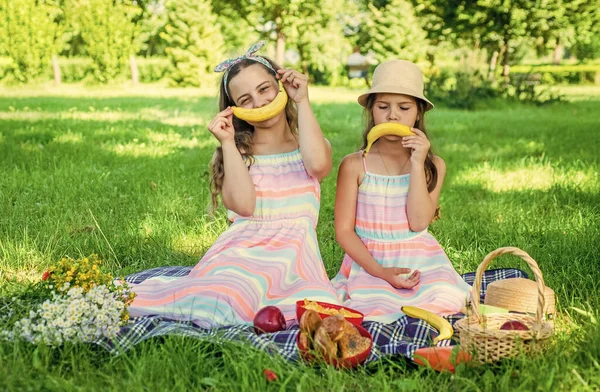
[232,82,288,122]
[364,122,415,156]
[401,306,454,344]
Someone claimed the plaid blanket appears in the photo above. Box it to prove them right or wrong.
[97,267,527,363]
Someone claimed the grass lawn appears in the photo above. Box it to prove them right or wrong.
[0,82,599,391]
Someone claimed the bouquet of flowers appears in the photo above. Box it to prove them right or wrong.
[1,255,135,345]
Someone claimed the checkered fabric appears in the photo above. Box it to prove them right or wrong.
[96,267,527,362]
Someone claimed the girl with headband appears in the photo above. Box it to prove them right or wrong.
[129,41,340,328]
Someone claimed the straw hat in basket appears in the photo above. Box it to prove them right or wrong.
[454,247,554,364]
[485,278,556,316]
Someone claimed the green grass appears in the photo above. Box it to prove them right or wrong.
[1,82,599,391]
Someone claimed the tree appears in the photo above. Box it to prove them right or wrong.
[211,0,296,65]
[0,0,63,82]
[412,0,597,77]
[292,0,352,84]
[161,0,224,87]
[357,0,428,63]
[213,0,353,67]
[215,6,259,56]
[568,0,600,61]
[68,0,140,82]
[135,0,169,57]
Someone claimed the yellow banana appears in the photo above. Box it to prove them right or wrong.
[364,122,415,155]
[401,306,454,344]
[232,82,288,122]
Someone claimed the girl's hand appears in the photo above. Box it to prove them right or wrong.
[380,267,421,289]
[207,107,235,144]
[277,69,309,103]
[402,128,430,166]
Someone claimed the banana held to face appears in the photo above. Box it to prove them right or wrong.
[401,306,454,344]
[364,122,415,156]
[232,82,288,122]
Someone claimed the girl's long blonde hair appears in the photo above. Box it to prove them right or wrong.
[209,58,298,212]
[360,94,438,192]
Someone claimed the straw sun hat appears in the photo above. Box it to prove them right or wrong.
[357,60,434,111]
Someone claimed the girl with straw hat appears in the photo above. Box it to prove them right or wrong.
[331,60,471,323]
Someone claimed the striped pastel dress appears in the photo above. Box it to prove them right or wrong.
[331,153,471,323]
[129,149,339,328]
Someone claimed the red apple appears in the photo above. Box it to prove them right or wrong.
[253,306,286,334]
[499,320,529,331]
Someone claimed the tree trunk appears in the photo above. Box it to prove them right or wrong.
[276,30,285,66]
[553,42,563,65]
[130,55,139,85]
[502,41,510,82]
[488,50,499,81]
[52,55,61,85]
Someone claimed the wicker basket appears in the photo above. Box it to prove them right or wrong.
[454,247,554,364]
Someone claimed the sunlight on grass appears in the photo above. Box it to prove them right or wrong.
[109,141,173,157]
[53,132,83,144]
[160,116,206,127]
[442,140,547,160]
[0,110,145,122]
[171,216,228,258]
[1,108,207,125]
[171,234,212,258]
[19,142,45,153]
[0,82,217,98]
[146,130,215,149]
[105,131,216,157]
[137,108,171,118]
[456,161,599,192]
[139,108,209,127]
[0,268,41,286]
[0,238,49,284]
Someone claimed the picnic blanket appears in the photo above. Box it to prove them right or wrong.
[97,266,527,363]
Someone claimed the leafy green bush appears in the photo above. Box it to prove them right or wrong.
[425,68,501,110]
[0,0,62,83]
[512,64,600,85]
[137,58,171,83]
[58,58,92,83]
[161,0,223,87]
[424,67,564,109]
[0,57,171,83]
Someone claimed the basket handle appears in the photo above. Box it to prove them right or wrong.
[471,247,546,327]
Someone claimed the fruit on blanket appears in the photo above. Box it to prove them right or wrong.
[413,346,472,373]
[401,306,454,344]
[232,82,288,122]
[253,306,286,334]
[499,320,529,331]
[364,122,415,155]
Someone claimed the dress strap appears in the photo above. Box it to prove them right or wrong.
[360,150,367,173]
